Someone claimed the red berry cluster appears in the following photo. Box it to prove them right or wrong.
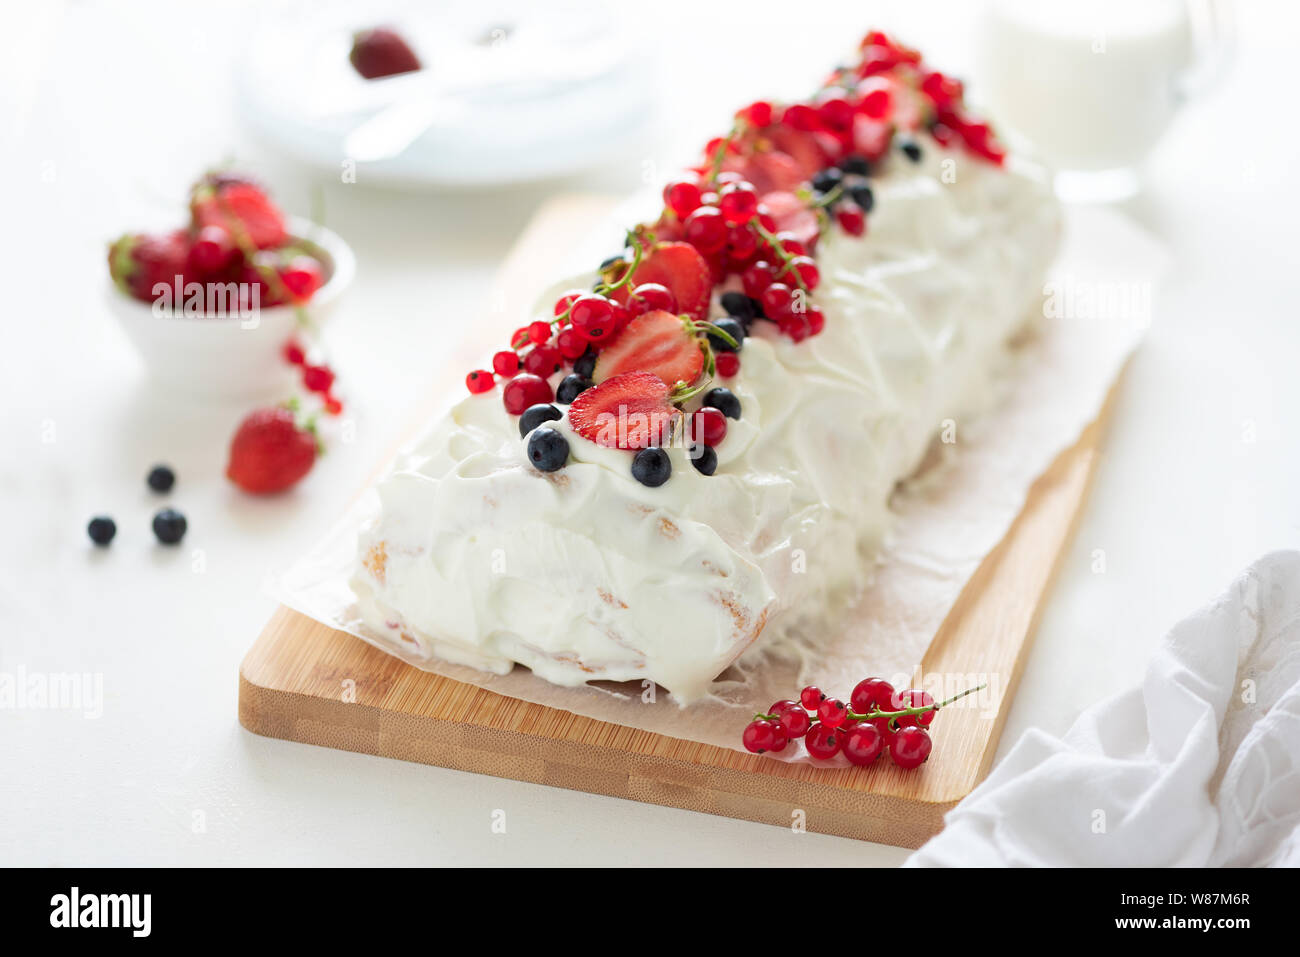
[465,29,1006,400]
[466,236,661,403]
[742,678,985,770]
[108,172,327,310]
[282,338,344,416]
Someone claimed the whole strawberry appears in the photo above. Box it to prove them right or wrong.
[108,229,192,302]
[349,27,422,79]
[190,176,287,250]
[226,406,319,494]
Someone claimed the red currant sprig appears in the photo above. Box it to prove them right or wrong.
[742,680,986,769]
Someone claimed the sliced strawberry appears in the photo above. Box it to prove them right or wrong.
[567,371,678,450]
[852,116,893,161]
[760,191,820,248]
[192,182,287,249]
[593,310,704,389]
[611,241,712,321]
[731,150,806,195]
[766,125,834,179]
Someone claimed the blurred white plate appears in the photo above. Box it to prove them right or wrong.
[235,0,657,187]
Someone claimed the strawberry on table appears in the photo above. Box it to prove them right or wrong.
[226,406,320,494]
[610,241,712,322]
[594,310,705,389]
[567,372,679,450]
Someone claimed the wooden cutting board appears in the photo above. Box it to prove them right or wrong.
[239,195,1116,849]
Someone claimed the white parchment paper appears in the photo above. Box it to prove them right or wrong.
[274,205,1165,761]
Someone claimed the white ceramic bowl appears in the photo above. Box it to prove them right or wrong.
[106,217,355,400]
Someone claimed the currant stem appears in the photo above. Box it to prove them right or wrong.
[753,683,988,725]
[752,220,810,294]
[550,236,644,328]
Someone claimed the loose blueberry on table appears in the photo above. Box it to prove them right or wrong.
[743,678,985,768]
[462,30,1006,487]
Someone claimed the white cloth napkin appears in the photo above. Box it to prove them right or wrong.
[906,551,1300,867]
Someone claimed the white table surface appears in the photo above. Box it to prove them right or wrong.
[3,0,1298,866]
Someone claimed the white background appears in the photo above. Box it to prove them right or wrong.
[2,0,1298,866]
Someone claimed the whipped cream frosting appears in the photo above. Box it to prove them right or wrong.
[351,134,1061,702]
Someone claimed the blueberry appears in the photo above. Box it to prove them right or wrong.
[707,317,745,353]
[898,138,923,163]
[811,167,843,194]
[840,155,872,176]
[702,387,741,420]
[849,184,874,213]
[519,403,562,437]
[720,291,756,322]
[690,444,717,476]
[556,374,593,404]
[572,350,597,379]
[152,508,187,545]
[598,254,624,272]
[631,447,671,487]
[87,516,116,546]
[147,464,175,493]
[527,427,569,472]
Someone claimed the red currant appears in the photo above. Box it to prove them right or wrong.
[555,326,588,360]
[889,726,932,769]
[726,223,758,262]
[742,261,776,298]
[501,374,553,414]
[282,339,306,365]
[324,394,343,416]
[843,723,885,766]
[850,677,895,716]
[715,352,741,377]
[818,698,848,728]
[511,326,532,350]
[806,306,826,336]
[805,723,842,760]
[799,685,825,710]
[492,351,520,377]
[779,314,809,342]
[528,321,552,345]
[891,689,937,728]
[303,364,334,393]
[737,100,773,127]
[569,294,616,342]
[663,178,703,219]
[836,204,866,237]
[857,79,893,120]
[280,256,324,302]
[780,255,820,291]
[770,700,811,738]
[553,289,585,317]
[683,206,728,254]
[718,181,759,226]
[628,282,677,316]
[817,95,855,131]
[774,232,807,256]
[743,718,787,754]
[781,103,820,132]
[465,369,495,394]
[691,407,728,447]
[760,282,794,320]
[523,345,562,377]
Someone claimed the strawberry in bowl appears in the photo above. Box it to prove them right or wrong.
[106,172,354,399]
